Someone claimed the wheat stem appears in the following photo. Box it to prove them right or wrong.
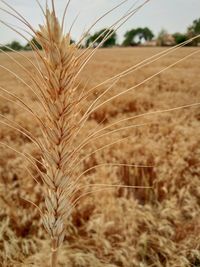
[51,239,58,267]
[1,0,199,265]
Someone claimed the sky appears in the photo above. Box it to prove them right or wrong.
[0,0,200,45]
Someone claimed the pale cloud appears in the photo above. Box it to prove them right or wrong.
[0,0,200,45]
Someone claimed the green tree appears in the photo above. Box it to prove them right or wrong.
[187,18,200,46]
[11,41,23,50]
[0,44,10,52]
[85,28,117,48]
[0,41,24,52]
[173,33,188,44]
[123,29,137,46]
[142,27,154,41]
[25,37,75,50]
[122,27,154,46]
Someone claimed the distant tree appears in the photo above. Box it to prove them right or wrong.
[122,27,154,46]
[0,44,10,52]
[85,28,117,48]
[123,29,137,46]
[9,41,24,51]
[142,27,154,42]
[157,29,168,46]
[187,18,200,46]
[157,29,175,46]
[173,33,188,44]
[0,41,24,52]
[25,36,75,51]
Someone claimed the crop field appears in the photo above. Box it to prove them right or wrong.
[0,47,200,266]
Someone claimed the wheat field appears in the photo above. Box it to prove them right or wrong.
[0,46,200,266]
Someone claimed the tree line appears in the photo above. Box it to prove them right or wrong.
[1,18,200,52]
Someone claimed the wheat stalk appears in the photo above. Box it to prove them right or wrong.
[33,9,82,267]
[0,1,200,266]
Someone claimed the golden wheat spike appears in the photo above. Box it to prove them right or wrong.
[1,0,200,266]
[33,8,82,266]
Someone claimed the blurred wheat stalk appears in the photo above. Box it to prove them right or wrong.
[0,0,200,266]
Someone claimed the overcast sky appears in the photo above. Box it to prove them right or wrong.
[0,0,200,45]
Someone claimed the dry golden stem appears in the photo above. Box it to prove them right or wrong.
[51,239,58,267]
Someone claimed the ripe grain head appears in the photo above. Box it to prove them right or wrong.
[0,1,200,267]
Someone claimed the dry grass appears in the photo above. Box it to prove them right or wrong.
[0,45,200,266]
[0,1,200,267]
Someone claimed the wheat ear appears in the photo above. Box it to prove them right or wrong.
[1,0,200,266]
[33,9,83,267]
